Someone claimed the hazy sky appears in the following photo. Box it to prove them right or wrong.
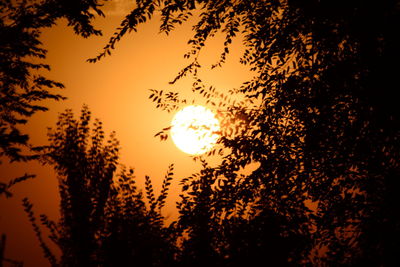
[0,1,253,265]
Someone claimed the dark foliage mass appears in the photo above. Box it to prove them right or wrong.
[2,0,399,266]
[91,0,399,265]
[0,0,105,196]
[25,106,176,266]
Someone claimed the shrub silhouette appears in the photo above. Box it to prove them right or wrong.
[26,106,176,266]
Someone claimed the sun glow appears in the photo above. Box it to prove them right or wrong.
[171,105,220,155]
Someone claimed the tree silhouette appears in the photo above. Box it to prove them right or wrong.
[1,0,61,196]
[93,0,400,265]
[0,0,106,196]
[25,106,176,266]
[101,165,177,267]
[3,0,398,265]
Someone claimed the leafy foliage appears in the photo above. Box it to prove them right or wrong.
[6,0,399,265]
[94,0,400,265]
[36,106,119,266]
[0,173,35,198]
[27,106,176,266]
[0,0,62,195]
[0,0,107,196]
[22,197,58,266]
[102,165,176,267]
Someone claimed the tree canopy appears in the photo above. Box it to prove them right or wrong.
[91,0,399,265]
[24,106,176,266]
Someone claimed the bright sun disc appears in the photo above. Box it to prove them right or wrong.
[171,105,220,155]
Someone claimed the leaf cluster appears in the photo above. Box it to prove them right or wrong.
[26,106,176,266]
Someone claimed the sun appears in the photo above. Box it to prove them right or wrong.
[171,105,220,155]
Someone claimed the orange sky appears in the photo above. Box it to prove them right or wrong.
[0,1,253,266]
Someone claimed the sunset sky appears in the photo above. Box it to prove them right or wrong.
[0,1,253,265]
